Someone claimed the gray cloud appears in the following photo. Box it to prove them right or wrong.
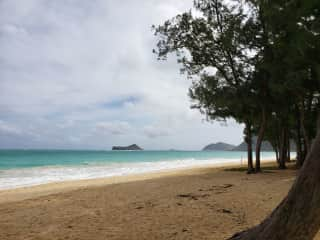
[0,120,22,135]
[0,0,244,150]
[96,121,132,136]
[143,125,171,139]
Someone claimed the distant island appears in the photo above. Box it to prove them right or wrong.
[112,144,143,151]
[202,138,278,152]
[202,142,235,151]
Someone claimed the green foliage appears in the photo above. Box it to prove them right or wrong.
[154,0,320,167]
[154,0,257,124]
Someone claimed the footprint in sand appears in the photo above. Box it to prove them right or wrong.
[176,193,210,200]
[198,184,234,194]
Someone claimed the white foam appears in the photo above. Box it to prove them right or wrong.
[0,155,275,190]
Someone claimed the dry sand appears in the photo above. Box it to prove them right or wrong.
[0,162,318,240]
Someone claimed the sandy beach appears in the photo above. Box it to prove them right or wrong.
[0,162,318,240]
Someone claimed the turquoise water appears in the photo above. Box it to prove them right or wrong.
[0,150,276,170]
[0,150,276,189]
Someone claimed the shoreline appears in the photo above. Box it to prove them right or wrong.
[0,160,274,204]
[0,150,277,190]
[0,160,304,240]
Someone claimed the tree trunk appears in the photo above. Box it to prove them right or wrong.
[302,140,307,165]
[295,137,303,167]
[275,138,280,164]
[286,135,291,162]
[245,122,254,174]
[228,128,320,240]
[300,102,311,153]
[255,108,266,173]
[278,128,287,169]
[296,110,304,168]
[275,147,279,164]
[271,141,279,163]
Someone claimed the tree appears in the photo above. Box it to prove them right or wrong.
[154,0,258,173]
[228,0,320,238]
[242,0,272,172]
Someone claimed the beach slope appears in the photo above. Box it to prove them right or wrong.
[0,163,318,240]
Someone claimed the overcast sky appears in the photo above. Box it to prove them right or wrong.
[0,0,244,150]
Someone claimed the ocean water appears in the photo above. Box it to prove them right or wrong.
[0,150,276,190]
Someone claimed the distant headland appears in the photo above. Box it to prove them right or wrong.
[112,144,143,151]
[202,138,279,152]
[202,142,236,151]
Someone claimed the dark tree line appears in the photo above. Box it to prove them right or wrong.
[154,0,320,238]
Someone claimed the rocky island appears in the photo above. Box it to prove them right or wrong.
[202,142,235,151]
[202,138,294,152]
[112,144,143,151]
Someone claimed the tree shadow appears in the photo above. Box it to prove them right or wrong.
[224,164,297,173]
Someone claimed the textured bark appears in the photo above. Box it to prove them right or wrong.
[228,129,320,240]
[296,111,304,168]
[286,135,291,162]
[278,128,287,169]
[245,122,254,174]
[295,137,303,168]
[272,138,280,164]
[255,108,266,172]
[300,103,311,153]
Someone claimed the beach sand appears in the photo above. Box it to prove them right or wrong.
[0,162,318,240]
